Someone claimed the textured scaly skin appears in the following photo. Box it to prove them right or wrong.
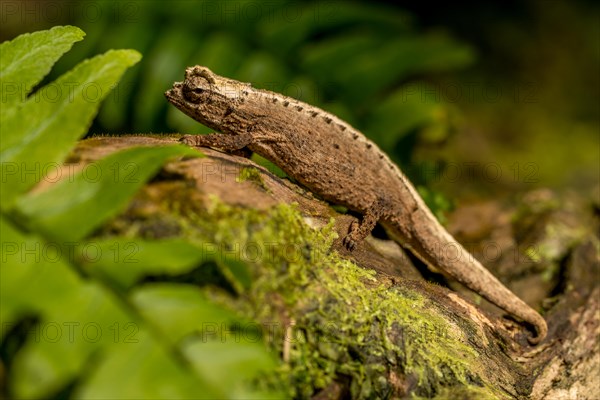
[165,66,547,344]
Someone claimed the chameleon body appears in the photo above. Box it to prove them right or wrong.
[165,66,547,344]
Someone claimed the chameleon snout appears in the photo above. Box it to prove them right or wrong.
[164,83,183,105]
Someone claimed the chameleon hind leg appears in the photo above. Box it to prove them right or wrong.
[342,200,385,251]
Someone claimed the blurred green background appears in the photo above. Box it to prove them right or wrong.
[2,0,598,197]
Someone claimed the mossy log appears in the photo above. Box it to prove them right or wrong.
[72,136,599,399]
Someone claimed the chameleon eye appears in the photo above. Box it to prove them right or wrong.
[182,84,208,104]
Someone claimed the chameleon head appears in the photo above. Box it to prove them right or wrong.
[165,66,250,130]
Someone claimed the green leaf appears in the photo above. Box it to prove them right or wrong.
[131,284,282,398]
[95,22,155,131]
[79,238,207,289]
[13,145,199,242]
[189,31,247,78]
[131,284,244,344]
[74,330,221,399]
[217,256,253,294]
[0,217,57,340]
[184,340,284,399]
[0,216,80,337]
[2,215,277,399]
[10,283,136,399]
[2,24,284,400]
[1,217,221,399]
[0,49,141,208]
[307,34,474,104]
[366,82,448,149]
[234,52,288,88]
[0,215,134,398]
[259,2,412,56]
[81,236,254,293]
[0,25,85,105]
[133,27,196,132]
[300,33,381,81]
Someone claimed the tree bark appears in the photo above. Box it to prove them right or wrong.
[72,136,599,399]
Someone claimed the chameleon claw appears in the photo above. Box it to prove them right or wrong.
[342,234,356,251]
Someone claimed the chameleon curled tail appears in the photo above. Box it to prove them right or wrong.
[385,207,547,344]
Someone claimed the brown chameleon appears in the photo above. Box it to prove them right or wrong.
[165,66,547,344]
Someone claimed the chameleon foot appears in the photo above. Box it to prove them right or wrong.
[342,220,360,250]
[343,208,380,251]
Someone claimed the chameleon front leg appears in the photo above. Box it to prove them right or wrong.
[180,133,254,157]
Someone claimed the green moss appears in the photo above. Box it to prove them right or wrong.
[237,167,270,191]
[176,199,499,399]
[412,386,500,400]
